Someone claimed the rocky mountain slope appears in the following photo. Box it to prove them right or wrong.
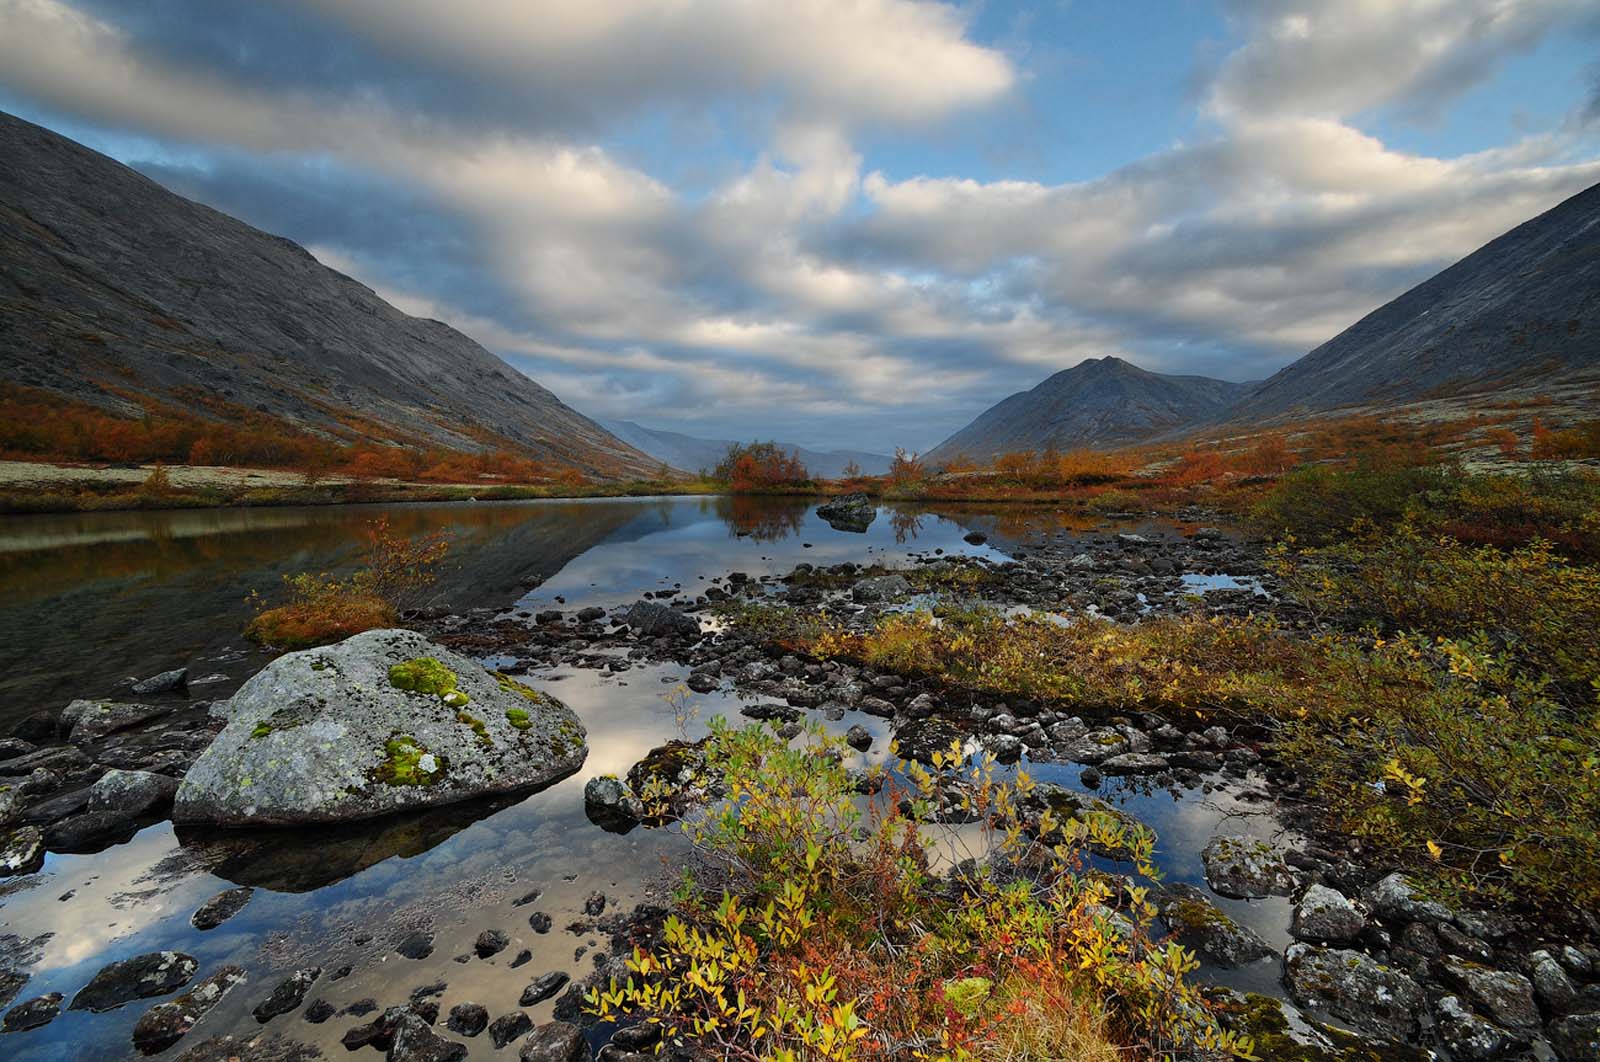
[1227,179,1600,421]
[0,111,655,478]
[926,357,1251,463]
[602,419,892,478]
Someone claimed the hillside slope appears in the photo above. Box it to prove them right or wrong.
[0,111,655,478]
[602,420,892,478]
[926,357,1251,463]
[1228,180,1600,421]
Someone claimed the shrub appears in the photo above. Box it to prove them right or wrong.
[716,442,811,491]
[588,720,1252,1060]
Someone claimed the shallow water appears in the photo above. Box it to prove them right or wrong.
[0,496,1294,1057]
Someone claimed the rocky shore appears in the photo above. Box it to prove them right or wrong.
[3,506,1598,1059]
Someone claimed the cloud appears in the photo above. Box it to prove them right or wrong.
[0,0,1597,451]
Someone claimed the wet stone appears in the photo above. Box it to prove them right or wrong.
[2,992,62,1033]
[475,929,510,959]
[191,886,254,930]
[520,1020,591,1062]
[529,912,553,933]
[71,951,199,1013]
[303,999,336,1024]
[396,930,436,959]
[521,971,571,1006]
[1282,943,1424,1041]
[1290,883,1365,944]
[489,1010,533,1049]
[133,966,246,1054]
[0,826,44,877]
[252,965,320,1023]
[447,1001,489,1036]
[1200,834,1296,899]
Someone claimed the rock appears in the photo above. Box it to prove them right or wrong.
[528,912,552,934]
[1200,835,1296,899]
[1282,943,1424,1040]
[474,930,510,959]
[1441,958,1539,1031]
[1433,995,1511,1060]
[582,776,646,836]
[447,1002,489,1036]
[575,607,605,623]
[1550,1013,1600,1060]
[0,826,44,876]
[1530,949,1580,1012]
[962,531,988,545]
[844,725,872,751]
[0,787,26,830]
[520,1021,592,1062]
[174,629,588,826]
[816,494,876,532]
[252,966,320,1022]
[88,769,179,817]
[304,999,336,1023]
[893,717,963,764]
[133,966,246,1053]
[584,891,607,916]
[489,1011,533,1049]
[390,1009,468,1061]
[72,951,199,1013]
[60,699,174,744]
[852,574,910,603]
[521,971,571,1006]
[1290,884,1365,943]
[1098,752,1168,774]
[618,602,700,640]
[986,734,1023,764]
[396,931,435,960]
[1363,873,1452,924]
[1157,883,1273,968]
[45,809,141,851]
[191,886,254,930]
[2,992,63,1033]
[132,668,189,695]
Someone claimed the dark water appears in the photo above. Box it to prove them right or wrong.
[0,496,1294,1059]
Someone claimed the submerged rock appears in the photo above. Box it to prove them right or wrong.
[133,966,246,1053]
[489,1011,533,1049]
[2,992,62,1033]
[191,886,254,930]
[252,966,320,1023]
[173,629,587,826]
[1282,943,1424,1040]
[71,951,198,1013]
[520,971,570,1006]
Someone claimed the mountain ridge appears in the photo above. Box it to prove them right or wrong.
[0,111,656,479]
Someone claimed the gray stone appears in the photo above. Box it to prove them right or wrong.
[0,826,44,877]
[1290,884,1365,944]
[844,725,872,751]
[89,769,178,817]
[1441,958,1539,1031]
[618,602,701,639]
[60,700,174,744]
[520,1021,591,1062]
[816,494,876,532]
[489,1011,533,1049]
[133,966,246,1053]
[1530,949,1579,1012]
[1201,835,1296,899]
[1363,873,1452,923]
[2,992,63,1033]
[389,1010,468,1061]
[1550,1013,1600,1060]
[1098,752,1169,774]
[0,787,25,830]
[446,1002,488,1036]
[174,630,588,826]
[1433,995,1510,1061]
[1282,944,1424,1040]
[132,668,188,695]
[852,574,910,602]
[252,966,320,1023]
[71,951,199,1013]
[1157,883,1273,968]
[520,971,570,1006]
[191,887,254,930]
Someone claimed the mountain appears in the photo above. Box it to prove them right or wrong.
[602,420,892,478]
[1227,180,1600,421]
[0,111,656,478]
[925,357,1252,463]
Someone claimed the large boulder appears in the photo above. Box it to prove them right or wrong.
[816,494,876,532]
[174,630,587,826]
[618,602,701,640]
[1201,835,1297,899]
[1282,944,1424,1041]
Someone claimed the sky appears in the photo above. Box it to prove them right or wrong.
[2,1,1599,453]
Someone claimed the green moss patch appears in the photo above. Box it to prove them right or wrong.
[374,735,446,786]
[389,657,459,697]
[505,707,532,731]
[457,710,493,748]
[494,672,545,704]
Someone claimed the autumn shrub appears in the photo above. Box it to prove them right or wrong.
[589,720,1252,1060]
[715,442,811,491]
[246,517,450,648]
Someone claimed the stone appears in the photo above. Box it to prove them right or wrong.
[396,931,435,960]
[1433,995,1510,1061]
[45,809,138,851]
[1157,884,1273,968]
[132,668,189,695]
[1530,949,1579,1011]
[1098,752,1169,774]
[986,734,1023,764]
[447,1001,489,1036]
[0,787,26,830]
[852,574,910,602]
[1441,958,1539,1031]
[132,966,246,1053]
[1290,884,1365,943]
[1363,873,1452,924]
[844,725,872,751]
[2,992,62,1033]
[816,494,876,532]
[1200,835,1296,899]
[303,999,335,1023]
[475,929,510,959]
[59,699,175,744]
[252,966,320,1023]
[191,886,254,930]
[520,1021,592,1062]
[583,776,645,833]
[0,826,44,876]
[1282,944,1424,1040]
[88,769,179,817]
[174,629,588,826]
[389,1010,468,1062]
[71,951,199,1012]
[618,602,700,640]
[489,1011,533,1049]
[1549,1013,1600,1060]
[521,971,571,1006]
